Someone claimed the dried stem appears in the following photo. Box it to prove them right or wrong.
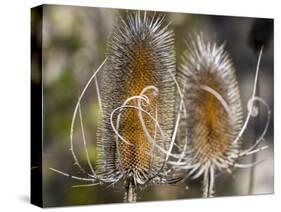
[203,166,214,198]
[124,181,137,203]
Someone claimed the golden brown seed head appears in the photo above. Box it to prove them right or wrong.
[97,12,176,185]
[178,34,243,167]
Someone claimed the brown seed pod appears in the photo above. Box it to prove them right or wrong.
[177,34,243,197]
[97,12,176,201]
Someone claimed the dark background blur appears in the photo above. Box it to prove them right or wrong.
[32,4,273,207]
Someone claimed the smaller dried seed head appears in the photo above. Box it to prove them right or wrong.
[177,34,243,173]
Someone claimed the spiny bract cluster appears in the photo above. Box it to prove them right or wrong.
[98,12,177,190]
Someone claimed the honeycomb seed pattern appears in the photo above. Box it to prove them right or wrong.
[118,45,157,174]
[191,81,232,161]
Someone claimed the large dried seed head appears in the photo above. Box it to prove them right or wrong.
[97,12,176,185]
[178,34,243,170]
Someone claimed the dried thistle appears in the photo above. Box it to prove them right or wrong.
[97,11,177,202]
[174,34,270,197]
[50,11,178,203]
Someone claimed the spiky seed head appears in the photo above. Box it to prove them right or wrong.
[178,34,243,174]
[97,12,176,186]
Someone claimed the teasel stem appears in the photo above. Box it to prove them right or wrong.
[248,94,259,194]
[203,166,215,198]
[124,179,137,203]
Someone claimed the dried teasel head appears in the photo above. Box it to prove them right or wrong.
[179,34,243,160]
[176,34,245,197]
[174,34,270,198]
[97,11,176,201]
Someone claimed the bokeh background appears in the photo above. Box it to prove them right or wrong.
[32,4,273,207]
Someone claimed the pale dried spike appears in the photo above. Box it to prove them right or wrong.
[49,168,95,182]
[69,58,107,178]
[233,48,264,144]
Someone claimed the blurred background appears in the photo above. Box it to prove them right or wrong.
[32,4,273,207]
